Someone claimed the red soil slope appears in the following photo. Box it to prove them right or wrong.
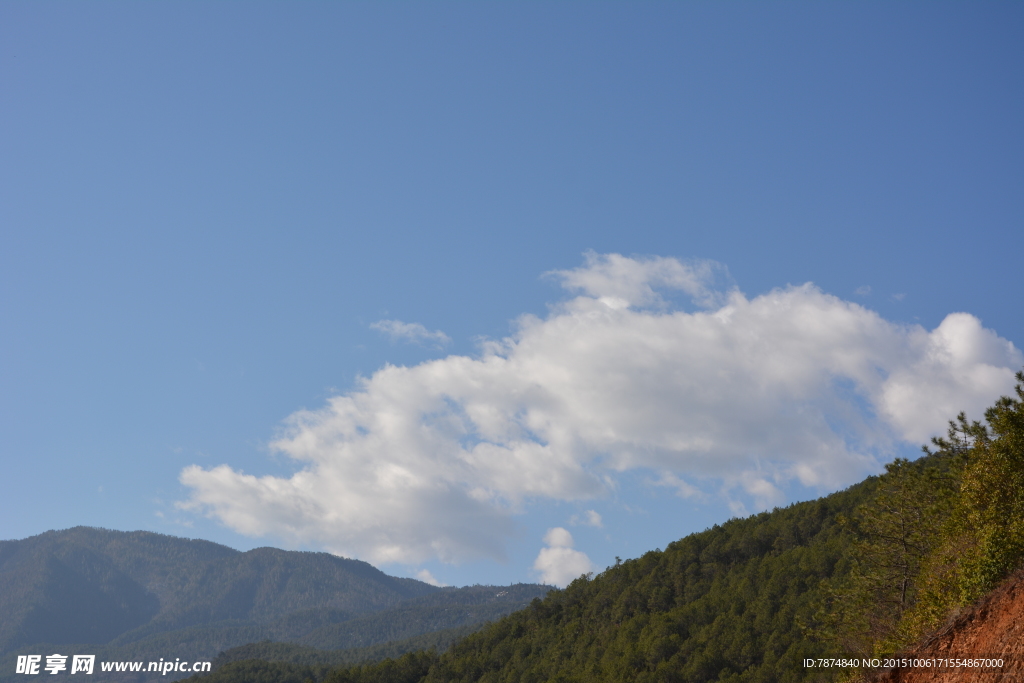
[865,570,1024,682]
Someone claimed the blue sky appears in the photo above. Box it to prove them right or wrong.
[2,3,1022,588]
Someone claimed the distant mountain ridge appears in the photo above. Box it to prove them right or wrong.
[0,527,434,655]
[0,527,549,681]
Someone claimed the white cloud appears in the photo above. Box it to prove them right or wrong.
[415,569,447,587]
[855,285,872,296]
[370,319,451,347]
[548,251,734,309]
[568,509,603,528]
[179,253,1022,566]
[544,527,575,547]
[877,313,1021,442]
[654,472,703,500]
[533,528,595,587]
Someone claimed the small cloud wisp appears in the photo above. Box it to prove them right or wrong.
[370,319,451,347]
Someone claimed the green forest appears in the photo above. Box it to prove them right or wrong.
[187,370,1024,683]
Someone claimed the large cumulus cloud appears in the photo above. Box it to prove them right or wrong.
[179,253,1022,565]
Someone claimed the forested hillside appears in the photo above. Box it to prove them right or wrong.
[188,480,877,683]
[422,486,870,683]
[185,370,1024,683]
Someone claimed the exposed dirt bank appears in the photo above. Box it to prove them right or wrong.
[865,570,1024,682]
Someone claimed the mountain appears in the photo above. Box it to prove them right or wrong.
[0,528,548,681]
[0,527,434,655]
